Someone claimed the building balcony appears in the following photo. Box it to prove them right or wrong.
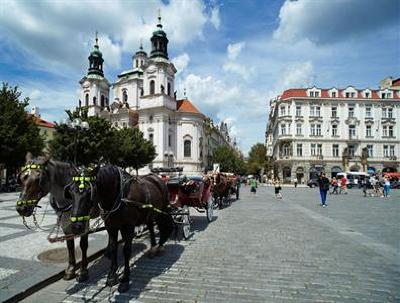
[278,133,293,139]
[311,155,324,160]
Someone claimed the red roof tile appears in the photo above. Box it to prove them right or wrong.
[280,88,399,100]
[32,115,55,128]
[177,99,203,115]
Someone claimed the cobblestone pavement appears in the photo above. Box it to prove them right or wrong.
[18,187,400,302]
[0,193,109,302]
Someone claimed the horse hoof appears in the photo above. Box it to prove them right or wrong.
[118,282,130,293]
[106,275,119,287]
[76,270,89,282]
[63,271,76,280]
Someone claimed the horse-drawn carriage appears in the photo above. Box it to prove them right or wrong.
[151,168,214,239]
[211,172,239,209]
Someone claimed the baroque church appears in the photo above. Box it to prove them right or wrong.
[77,16,233,174]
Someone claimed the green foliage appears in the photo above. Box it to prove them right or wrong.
[212,145,245,174]
[247,143,267,175]
[112,127,156,170]
[49,108,155,169]
[49,108,115,166]
[0,83,44,171]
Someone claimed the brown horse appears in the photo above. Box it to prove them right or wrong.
[65,165,173,293]
[15,154,94,282]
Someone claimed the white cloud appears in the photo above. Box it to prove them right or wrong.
[0,0,209,73]
[227,41,246,60]
[274,61,315,91]
[222,62,249,80]
[273,0,400,45]
[172,53,190,75]
[210,7,221,30]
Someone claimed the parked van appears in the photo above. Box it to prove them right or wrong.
[336,172,370,188]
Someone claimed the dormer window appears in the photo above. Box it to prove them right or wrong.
[365,92,370,98]
[332,92,336,98]
[310,91,314,97]
[345,92,350,98]
[315,91,319,97]
[382,93,386,99]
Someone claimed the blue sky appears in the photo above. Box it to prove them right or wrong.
[0,0,399,154]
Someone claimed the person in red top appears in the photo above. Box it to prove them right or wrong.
[339,176,347,194]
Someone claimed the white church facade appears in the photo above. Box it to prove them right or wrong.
[77,16,235,175]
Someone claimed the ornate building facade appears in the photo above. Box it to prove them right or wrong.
[77,16,235,174]
[266,78,400,183]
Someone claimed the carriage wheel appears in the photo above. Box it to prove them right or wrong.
[206,196,213,222]
[182,205,191,240]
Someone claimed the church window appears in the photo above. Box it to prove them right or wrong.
[167,82,171,96]
[101,95,105,108]
[93,97,97,106]
[184,140,191,157]
[136,59,139,68]
[168,134,172,147]
[85,94,89,106]
[160,84,165,94]
[141,60,143,66]
[149,133,154,144]
[123,90,128,102]
[140,88,144,96]
[150,80,155,94]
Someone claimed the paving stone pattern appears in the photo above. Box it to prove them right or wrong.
[20,187,400,302]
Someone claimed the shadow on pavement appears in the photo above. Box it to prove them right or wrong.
[114,243,184,302]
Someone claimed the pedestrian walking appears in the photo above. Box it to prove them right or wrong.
[236,177,241,200]
[293,178,298,188]
[383,176,391,197]
[318,173,330,207]
[250,178,257,195]
[339,176,347,194]
[330,177,338,194]
[274,178,282,199]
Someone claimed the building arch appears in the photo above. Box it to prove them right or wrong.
[349,165,360,172]
[331,166,342,178]
[282,166,292,183]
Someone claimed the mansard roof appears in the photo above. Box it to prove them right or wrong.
[280,87,400,100]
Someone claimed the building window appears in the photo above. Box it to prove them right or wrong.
[122,122,127,128]
[383,126,388,137]
[85,94,89,106]
[168,134,171,147]
[140,88,144,96]
[345,92,350,98]
[315,91,319,97]
[296,123,302,135]
[283,144,290,157]
[365,106,371,117]
[365,92,370,98]
[167,82,171,96]
[93,96,97,106]
[382,93,386,99]
[316,124,321,136]
[184,140,191,157]
[390,145,395,157]
[348,106,354,117]
[349,125,356,138]
[149,133,154,144]
[332,144,339,157]
[348,145,355,157]
[383,145,389,157]
[311,124,316,136]
[311,143,316,156]
[332,92,337,98]
[317,144,322,156]
[332,124,338,136]
[367,145,373,157]
[136,59,139,68]
[331,106,337,117]
[387,125,394,137]
[366,125,372,137]
[310,105,320,117]
[123,90,128,102]
[310,91,314,97]
[388,108,393,118]
[295,105,301,117]
[296,144,302,157]
[280,124,286,135]
[150,80,155,94]
[101,95,105,108]
[280,106,286,116]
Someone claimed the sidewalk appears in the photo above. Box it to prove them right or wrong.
[0,193,109,302]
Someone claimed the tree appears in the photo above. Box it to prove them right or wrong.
[212,145,245,174]
[49,108,116,166]
[247,143,267,177]
[112,127,156,174]
[0,83,44,184]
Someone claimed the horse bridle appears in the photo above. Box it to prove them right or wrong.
[69,173,96,223]
[17,163,48,208]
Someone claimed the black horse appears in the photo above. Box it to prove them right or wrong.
[16,153,96,282]
[66,165,174,292]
